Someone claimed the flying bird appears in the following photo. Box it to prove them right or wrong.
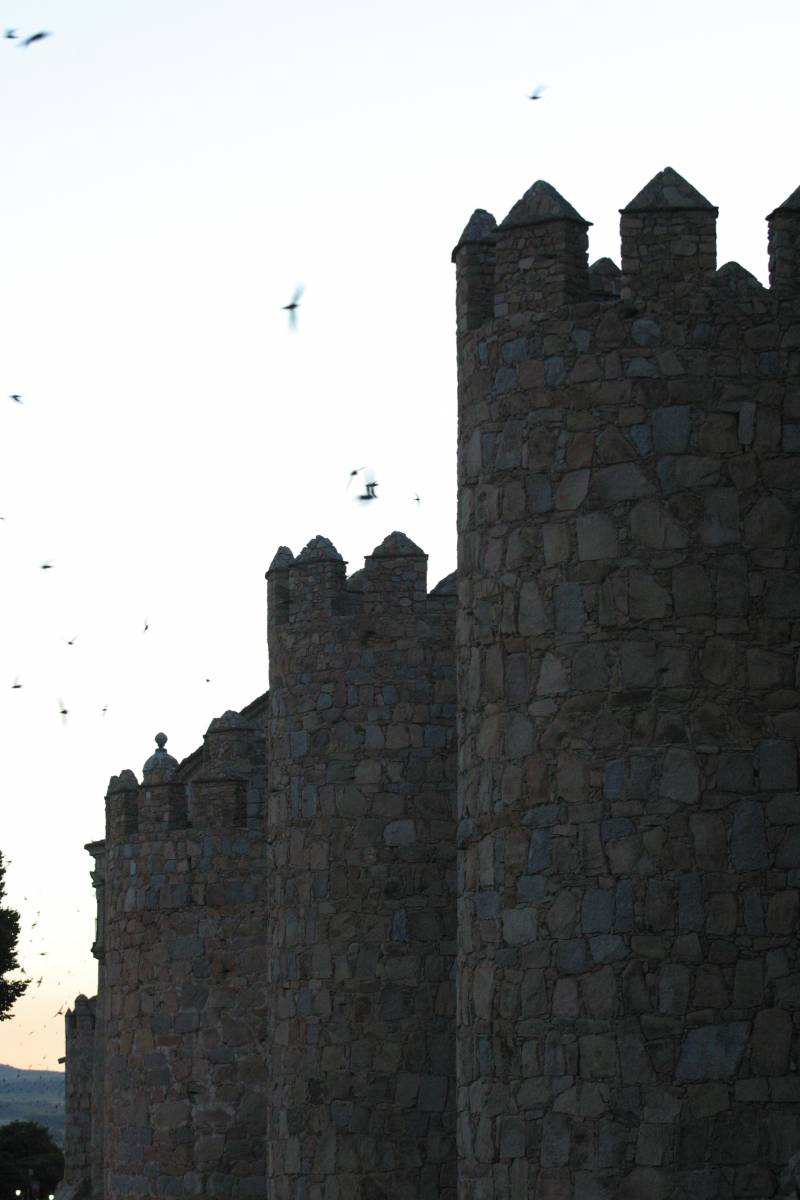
[20,31,51,47]
[67,635,77,646]
[282,285,304,329]
[357,481,379,503]
[101,704,108,716]
[346,467,367,491]
[143,618,149,633]
[11,678,22,689]
[40,561,53,570]
[529,85,546,100]
[414,494,421,504]
[58,699,68,721]
[10,394,22,403]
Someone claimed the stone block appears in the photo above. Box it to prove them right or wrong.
[577,513,619,560]
[758,740,798,791]
[751,1008,792,1076]
[730,800,769,871]
[660,749,700,806]
[675,1022,750,1082]
[579,1034,618,1079]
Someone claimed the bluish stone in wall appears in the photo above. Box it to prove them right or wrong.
[544,357,565,387]
[675,1022,750,1082]
[603,760,625,801]
[730,800,769,871]
[493,366,518,393]
[653,406,690,454]
[589,934,629,963]
[627,423,653,458]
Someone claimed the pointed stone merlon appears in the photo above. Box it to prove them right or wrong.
[493,181,590,320]
[589,257,622,300]
[452,209,497,334]
[104,768,139,841]
[191,710,255,826]
[768,185,800,294]
[620,167,717,296]
[266,545,295,631]
[362,531,428,606]
[267,535,349,651]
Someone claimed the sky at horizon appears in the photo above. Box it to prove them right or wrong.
[1,0,798,1071]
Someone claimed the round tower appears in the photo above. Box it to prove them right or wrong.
[453,170,800,1198]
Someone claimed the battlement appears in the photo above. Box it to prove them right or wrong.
[453,167,800,336]
[266,531,457,648]
[65,993,96,1035]
[102,699,267,843]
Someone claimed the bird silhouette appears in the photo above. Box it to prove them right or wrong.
[67,635,77,646]
[346,467,367,491]
[357,481,379,503]
[414,494,421,504]
[10,394,22,403]
[11,678,22,689]
[58,700,68,721]
[143,618,149,633]
[101,704,108,716]
[529,85,546,100]
[20,31,50,47]
[40,561,53,570]
[282,285,304,329]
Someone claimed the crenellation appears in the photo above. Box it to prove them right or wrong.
[493,181,590,322]
[620,167,718,300]
[60,173,800,1200]
[768,185,800,295]
[456,170,800,1199]
[452,208,498,334]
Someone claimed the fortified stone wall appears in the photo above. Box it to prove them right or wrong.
[61,995,96,1196]
[453,168,800,1199]
[98,697,269,1200]
[265,533,458,1200]
[86,840,106,1200]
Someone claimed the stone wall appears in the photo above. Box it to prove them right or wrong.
[265,533,458,1200]
[60,995,96,1196]
[453,167,800,1199]
[99,699,269,1200]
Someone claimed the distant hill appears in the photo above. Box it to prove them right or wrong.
[0,1064,64,1145]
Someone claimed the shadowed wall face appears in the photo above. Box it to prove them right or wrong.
[266,534,458,1200]
[98,709,269,1200]
[454,169,800,1200]
[62,995,96,1192]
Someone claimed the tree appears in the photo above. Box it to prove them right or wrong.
[0,852,28,1020]
[0,1121,64,1197]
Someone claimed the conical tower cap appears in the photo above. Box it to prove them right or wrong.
[499,180,589,230]
[622,167,716,213]
[767,183,800,220]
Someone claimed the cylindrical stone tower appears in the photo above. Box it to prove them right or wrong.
[265,533,458,1200]
[454,168,800,1199]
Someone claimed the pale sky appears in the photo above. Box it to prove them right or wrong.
[0,0,797,1071]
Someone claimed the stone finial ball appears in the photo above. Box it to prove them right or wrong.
[155,732,168,749]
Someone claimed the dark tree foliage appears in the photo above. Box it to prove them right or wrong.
[0,852,28,1020]
[0,1121,64,1195]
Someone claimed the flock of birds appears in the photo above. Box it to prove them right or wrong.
[3,29,550,1074]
